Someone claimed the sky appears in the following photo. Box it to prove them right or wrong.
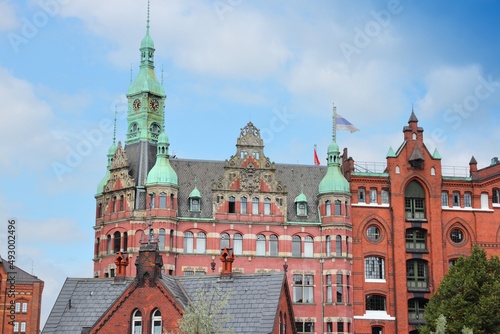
[1,0,500,329]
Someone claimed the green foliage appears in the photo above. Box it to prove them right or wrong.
[177,284,234,334]
[429,315,473,334]
[420,245,500,334]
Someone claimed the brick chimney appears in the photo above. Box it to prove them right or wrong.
[135,242,163,286]
[114,252,129,281]
[219,247,234,277]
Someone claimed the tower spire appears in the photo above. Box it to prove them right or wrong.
[113,106,117,145]
[146,0,150,34]
[332,102,337,143]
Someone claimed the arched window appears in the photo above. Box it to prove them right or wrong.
[304,236,313,257]
[252,197,259,214]
[132,309,142,334]
[158,229,165,250]
[336,235,342,256]
[292,235,301,257]
[228,196,235,213]
[325,200,331,216]
[190,198,201,212]
[170,193,175,209]
[240,197,247,214]
[184,232,194,253]
[220,232,230,250]
[196,232,206,254]
[256,234,266,256]
[149,193,155,209]
[264,198,271,215]
[123,232,128,252]
[326,236,331,257]
[159,192,166,209]
[113,231,121,253]
[334,200,341,215]
[151,309,162,334]
[107,235,112,254]
[234,233,243,255]
[269,235,278,256]
[405,181,425,219]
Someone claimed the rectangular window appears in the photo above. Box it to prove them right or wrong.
[407,260,428,290]
[346,275,350,304]
[366,295,386,311]
[240,198,247,214]
[264,198,271,215]
[325,274,333,303]
[337,322,344,333]
[295,321,314,333]
[405,198,425,219]
[406,229,427,251]
[183,271,194,276]
[336,273,343,303]
[21,302,27,313]
[381,190,389,204]
[464,193,472,208]
[13,322,19,332]
[15,302,20,313]
[252,198,259,214]
[293,274,314,304]
[228,197,235,213]
[453,192,460,207]
[370,188,377,203]
[20,322,26,333]
[358,188,366,203]
[493,189,500,204]
[364,257,384,280]
[441,191,449,207]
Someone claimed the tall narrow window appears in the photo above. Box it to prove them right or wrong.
[406,228,426,251]
[113,231,121,253]
[15,302,20,313]
[132,309,142,334]
[256,234,266,256]
[149,193,155,209]
[358,188,366,203]
[97,203,102,218]
[370,189,377,204]
[325,200,331,216]
[184,231,194,253]
[325,274,333,303]
[170,193,175,209]
[304,236,313,257]
[169,230,174,251]
[234,233,243,255]
[112,196,117,212]
[152,309,162,334]
[159,192,166,209]
[336,273,343,303]
[453,192,460,207]
[292,235,301,257]
[119,195,124,211]
[228,196,235,213]
[334,200,341,215]
[493,189,500,204]
[220,232,230,250]
[326,236,331,257]
[441,191,449,206]
[240,197,247,214]
[381,190,389,204]
[336,235,342,256]
[252,197,259,214]
[196,232,206,254]
[158,229,165,250]
[190,198,201,212]
[408,298,428,324]
[264,198,271,215]
[20,322,26,333]
[464,192,472,208]
[269,234,279,256]
[107,235,111,254]
[123,232,128,252]
[407,259,428,290]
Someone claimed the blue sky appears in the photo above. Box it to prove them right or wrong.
[1,0,500,328]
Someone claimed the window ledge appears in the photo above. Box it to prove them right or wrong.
[442,206,494,212]
[406,249,429,254]
[365,279,386,283]
[354,311,395,320]
[352,203,390,207]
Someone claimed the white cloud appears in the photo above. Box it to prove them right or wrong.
[0,1,18,31]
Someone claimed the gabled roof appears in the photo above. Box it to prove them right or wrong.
[0,257,43,283]
[42,278,133,334]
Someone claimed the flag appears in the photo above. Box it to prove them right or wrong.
[335,113,359,133]
[314,145,320,165]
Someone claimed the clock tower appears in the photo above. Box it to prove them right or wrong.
[124,0,166,193]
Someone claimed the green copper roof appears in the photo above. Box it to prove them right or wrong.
[294,192,307,203]
[96,143,117,195]
[141,31,154,49]
[433,148,442,160]
[146,131,178,186]
[386,146,396,158]
[189,186,201,198]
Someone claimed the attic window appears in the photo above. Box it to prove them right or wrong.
[190,198,200,212]
[297,202,307,216]
[412,132,417,140]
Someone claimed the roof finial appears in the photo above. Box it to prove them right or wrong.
[161,64,164,85]
[146,0,151,33]
[113,105,117,145]
[130,63,133,84]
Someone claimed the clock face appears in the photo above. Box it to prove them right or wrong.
[133,99,141,111]
[149,98,159,112]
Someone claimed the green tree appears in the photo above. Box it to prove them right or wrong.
[176,284,234,334]
[420,245,500,334]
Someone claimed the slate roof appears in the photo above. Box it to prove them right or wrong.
[165,272,286,334]
[0,257,43,283]
[170,159,329,222]
[42,278,133,334]
[43,272,286,334]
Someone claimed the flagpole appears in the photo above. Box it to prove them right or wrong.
[332,102,337,142]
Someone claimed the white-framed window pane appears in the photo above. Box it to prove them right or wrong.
[370,189,377,203]
[325,200,331,216]
[196,232,206,254]
[441,191,448,206]
[464,193,472,207]
[292,235,301,257]
[20,322,26,332]
[269,235,278,256]
[326,236,331,257]
[304,236,313,257]
[234,233,243,255]
[264,198,271,215]
[15,302,20,313]
[240,197,247,214]
[21,302,27,313]
[365,257,385,279]
[158,229,166,250]
[184,232,194,253]
[220,233,230,250]
[256,234,266,255]
[381,190,389,204]
[252,197,259,214]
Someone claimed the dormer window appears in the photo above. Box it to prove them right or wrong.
[190,198,200,212]
[297,202,307,216]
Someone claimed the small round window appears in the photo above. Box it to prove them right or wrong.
[450,228,464,243]
[367,225,381,241]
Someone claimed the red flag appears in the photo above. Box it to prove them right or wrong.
[314,145,320,165]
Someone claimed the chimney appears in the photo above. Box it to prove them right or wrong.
[219,247,234,277]
[135,242,163,286]
[114,252,129,281]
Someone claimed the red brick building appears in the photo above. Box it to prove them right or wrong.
[0,257,44,334]
[88,6,500,334]
[43,243,297,334]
